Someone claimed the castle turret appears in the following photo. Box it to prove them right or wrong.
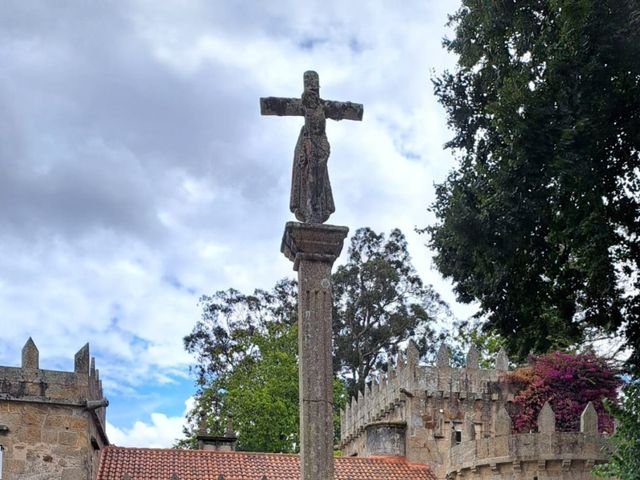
[341,344,510,477]
[0,339,109,479]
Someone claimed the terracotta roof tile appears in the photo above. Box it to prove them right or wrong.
[97,447,436,480]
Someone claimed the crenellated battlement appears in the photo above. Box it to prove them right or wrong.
[0,338,109,480]
[0,338,106,412]
[340,342,510,448]
[447,402,608,479]
[340,343,611,480]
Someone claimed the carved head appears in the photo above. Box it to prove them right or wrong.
[303,70,320,93]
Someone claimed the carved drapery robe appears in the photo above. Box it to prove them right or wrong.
[291,101,334,224]
[260,70,363,224]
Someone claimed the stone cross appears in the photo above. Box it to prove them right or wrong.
[269,70,360,480]
[260,71,363,224]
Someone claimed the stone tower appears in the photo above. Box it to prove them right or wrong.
[340,342,609,480]
[0,338,109,479]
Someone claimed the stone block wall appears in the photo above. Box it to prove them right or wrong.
[340,343,611,480]
[446,432,607,480]
[447,405,609,480]
[340,343,510,478]
[0,339,109,480]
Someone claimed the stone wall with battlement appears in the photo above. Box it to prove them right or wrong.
[339,343,610,480]
[447,432,607,480]
[0,338,109,480]
[340,343,508,445]
[446,401,608,479]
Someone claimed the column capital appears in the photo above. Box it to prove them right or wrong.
[281,221,349,271]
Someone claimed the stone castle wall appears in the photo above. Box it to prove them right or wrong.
[340,343,509,478]
[448,433,607,480]
[0,339,109,480]
[446,401,608,480]
[339,343,610,480]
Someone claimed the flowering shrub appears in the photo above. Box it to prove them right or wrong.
[504,352,619,433]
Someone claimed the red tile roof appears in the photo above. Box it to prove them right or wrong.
[97,446,436,480]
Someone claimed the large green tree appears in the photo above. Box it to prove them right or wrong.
[179,227,445,450]
[333,228,446,397]
[213,321,300,452]
[427,0,640,367]
[177,279,299,451]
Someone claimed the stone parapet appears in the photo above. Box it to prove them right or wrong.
[340,344,510,449]
[0,340,104,412]
[0,339,109,480]
[339,344,612,480]
[446,402,607,479]
[0,366,93,403]
[447,432,608,479]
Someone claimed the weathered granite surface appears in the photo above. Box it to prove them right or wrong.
[340,345,609,480]
[365,422,406,457]
[0,339,109,480]
[283,221,348,480]
[261,71,363,224]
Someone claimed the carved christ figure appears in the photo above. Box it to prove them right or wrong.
[260,71,363,224]
[293,84,332,224]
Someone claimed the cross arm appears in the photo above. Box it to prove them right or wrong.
[323,101,364,121]
[260,97,304,116]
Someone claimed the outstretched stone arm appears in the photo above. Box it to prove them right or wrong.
[323,101,364,121]
[260,97,304,116]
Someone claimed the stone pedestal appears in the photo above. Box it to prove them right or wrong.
[282,221,349,480]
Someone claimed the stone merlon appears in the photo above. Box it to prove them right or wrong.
[1,339,110,480]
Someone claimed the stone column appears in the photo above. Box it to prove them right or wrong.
[282,221,349,480]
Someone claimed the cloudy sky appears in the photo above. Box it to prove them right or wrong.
[0,0,475,447]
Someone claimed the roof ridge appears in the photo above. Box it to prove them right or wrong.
[104,445,300,456]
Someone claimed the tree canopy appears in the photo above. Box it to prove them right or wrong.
[217,321,300,452]
[177,279,300,451]
[179,227,445,450]
[427,0,640,367]
[333,228,447,397]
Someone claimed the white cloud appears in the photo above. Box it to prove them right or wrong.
[107,397,194,448]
